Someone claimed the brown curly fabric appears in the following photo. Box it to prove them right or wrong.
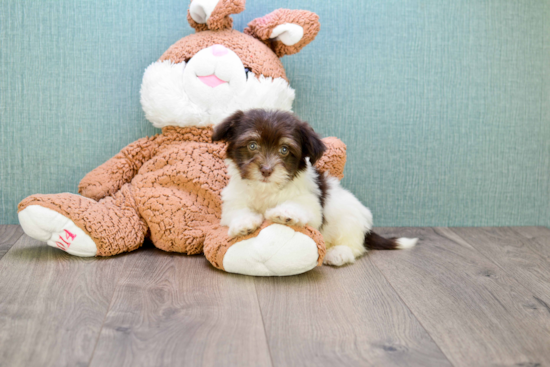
[159,29,288,81]
[19,127,345,258]
[187,15,210,33]
[245,9,321,57]
[78,136,162,201]
[202,224,233,270]
[316,137,347,180]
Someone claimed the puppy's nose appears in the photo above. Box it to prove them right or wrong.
[212,44,228,57]
[260,165,273,177]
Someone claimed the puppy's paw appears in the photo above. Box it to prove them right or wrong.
[265,205,308,227]
[323,246,356,267]
[228,213,264,238]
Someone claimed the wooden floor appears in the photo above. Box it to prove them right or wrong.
[0,226,549,367]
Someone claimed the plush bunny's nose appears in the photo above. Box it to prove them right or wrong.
[212,44,229,57]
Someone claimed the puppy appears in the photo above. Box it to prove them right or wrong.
[212,109,417,266]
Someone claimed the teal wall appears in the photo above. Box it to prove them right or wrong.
[1,0,549,226]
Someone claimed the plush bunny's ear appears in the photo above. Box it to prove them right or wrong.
[244,9,320,57]
[187,0,246,31]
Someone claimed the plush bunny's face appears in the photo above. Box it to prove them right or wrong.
[140,0,320,129]
[183,45,248,108]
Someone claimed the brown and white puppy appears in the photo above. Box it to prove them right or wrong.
[213,109,418,266]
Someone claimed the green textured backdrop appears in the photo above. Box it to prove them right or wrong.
[1,0,549,226]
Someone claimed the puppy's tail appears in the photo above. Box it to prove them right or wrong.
[364,231,418,251]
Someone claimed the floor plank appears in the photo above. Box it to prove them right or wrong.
[0,234,136,367]
[445,227,550,306]
[89,247,272,367]
[510,226,550,263]
[371,227,550,367]
[254,256,452,367]
[0,225,24,260]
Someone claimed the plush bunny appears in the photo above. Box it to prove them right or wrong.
[17,0,347,276]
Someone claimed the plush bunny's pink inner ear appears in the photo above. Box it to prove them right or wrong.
[187,0,246,32]
[244,9,320,57]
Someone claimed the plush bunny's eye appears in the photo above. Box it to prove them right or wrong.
[244,67,251,80]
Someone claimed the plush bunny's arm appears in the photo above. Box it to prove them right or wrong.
[316,137,347,180]
[78,136,160,201]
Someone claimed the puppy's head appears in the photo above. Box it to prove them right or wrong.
[213,109,326,185]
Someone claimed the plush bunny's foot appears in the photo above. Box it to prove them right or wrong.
[18,189,147,256]
[223,224,320,276]
[204,222,325,276]
[18,205,97,257]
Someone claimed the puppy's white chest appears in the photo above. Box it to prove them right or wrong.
[246,185,288,214]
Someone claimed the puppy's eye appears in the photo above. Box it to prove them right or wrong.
[280,146,289,156]
[248,142,258,151]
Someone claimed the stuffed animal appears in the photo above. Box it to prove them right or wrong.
[17,0,347,276]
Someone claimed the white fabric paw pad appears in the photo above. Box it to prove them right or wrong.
[324,245,356,267]
[223,224,319,276]
[18,205,97,257]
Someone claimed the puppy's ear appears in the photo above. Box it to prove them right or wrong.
[212,110,245,142]
[299,122,326,165]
